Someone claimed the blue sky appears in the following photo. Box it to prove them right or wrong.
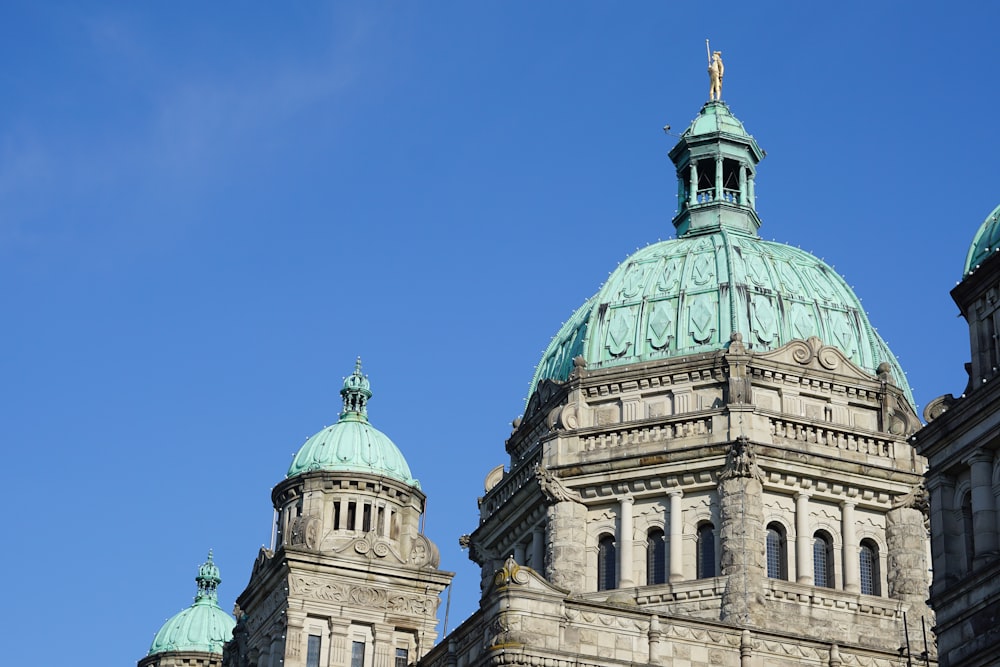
[1,3,996,665]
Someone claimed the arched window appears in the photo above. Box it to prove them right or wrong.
[597,534,617,591]
[962,492,975,571]
[697,522,716,579]
[766,523,787,580]
[646,528,666,585]
[859,539,880,596]
[813,531,835,588]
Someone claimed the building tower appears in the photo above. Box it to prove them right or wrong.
[225,361,453,667]
[914,204,1000,667]
[140,552,237,667]
[426,100,934,666]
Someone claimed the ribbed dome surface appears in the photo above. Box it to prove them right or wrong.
[287,413,418,487]
[149,553,235,656]
[149,598,236,655]
[964,203,1000,276]
[530,228,912,403]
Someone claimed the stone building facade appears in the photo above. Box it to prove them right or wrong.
[222,362,453,667]
[429,100,934,667]
[140,97,937,667]
[914,204,1000,667]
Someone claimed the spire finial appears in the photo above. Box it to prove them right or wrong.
[194,550,221,603]
[340,357,373,420]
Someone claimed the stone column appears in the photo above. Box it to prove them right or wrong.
[689,162,698,206]
[967,452,999,563]
[748,173,756,208]
[353,501,363,531]
[668,490,684,582]
[739,163,748,205]
[886,504,930,604]
[373,624,393,667]
[926,475,959,584]
[715,156,724,201]
[841,500,859,593]
[719,469,766,625]
[285,610,306,667]
[619,495,635,587]
[328,619,350,667]
[546,500,588,592]
[382,506,392,537]
[531,525,545,572]
[795,492,813,585]
[648,615,662,666]
[513,542,526,564]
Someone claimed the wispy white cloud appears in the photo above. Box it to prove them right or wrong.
[0,7,375,258]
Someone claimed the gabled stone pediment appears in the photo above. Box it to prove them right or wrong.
[330,534,407,564]
[482,556,569,600]
[754,336,876,383]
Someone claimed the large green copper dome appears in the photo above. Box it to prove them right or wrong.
[287,360,419,488]
[530,101,912,404]
[148,552,235,656]
[964,204,1000,277]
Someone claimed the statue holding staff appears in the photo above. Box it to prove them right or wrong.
[706,39,724,101]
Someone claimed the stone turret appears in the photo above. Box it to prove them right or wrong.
[225,361,453,667]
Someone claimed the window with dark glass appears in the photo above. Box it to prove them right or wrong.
[859,539,880,596]
[347,502,357,530]
[597,534,617,591]
[696,523,716,578]
[351,641,366,667]
[395,648,408,667]
[813,531,834,588]
[646,528,666,585]
[766,523,787,580]
[962,492,975,571]
[307,635,322,667]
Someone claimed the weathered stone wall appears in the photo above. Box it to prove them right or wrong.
[718,475,766,624]
[885,506,929,603]
[546,500,587,592]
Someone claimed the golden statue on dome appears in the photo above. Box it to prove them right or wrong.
[707,39,724,101]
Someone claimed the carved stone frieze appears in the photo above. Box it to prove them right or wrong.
[288,575,437,616]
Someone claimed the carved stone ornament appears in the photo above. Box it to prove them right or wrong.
[535,464,582,504]
[409,533,441,568]
[891,484,930,516]
[494,555,531,588]
[332,535,404,563]
[289,514,321,549]
[923,393,956,423]
[788,336,842,370]
[719,435,762,481]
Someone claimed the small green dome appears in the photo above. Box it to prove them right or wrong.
[530,230,912,404]
[149,552,235,656]
[964,204,1000,276]
[683,100,755,141]
[287,360,419,487]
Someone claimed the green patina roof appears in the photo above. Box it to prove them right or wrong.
[287,359,419,488]
[964,204,1000,276]
[149,552,236,656]
[682,99,755,142]
[529,101,912,405]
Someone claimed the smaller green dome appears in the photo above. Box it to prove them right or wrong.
[149,552,235,656]
[964,204,1000,276]
[286,360,419,488]
[682,100,753,140]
